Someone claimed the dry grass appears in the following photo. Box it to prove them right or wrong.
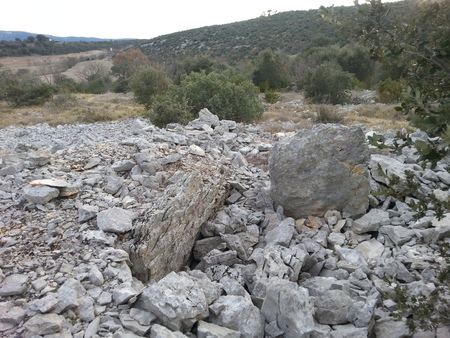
[0,93,145,129]
[260,91,411,134]
[0,90,411,133]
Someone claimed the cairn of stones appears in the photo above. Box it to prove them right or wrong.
[0,109,449,337]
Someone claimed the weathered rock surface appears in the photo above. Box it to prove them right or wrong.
[129,169,228,282]
[269,124,370,219]
[0,114,448,338]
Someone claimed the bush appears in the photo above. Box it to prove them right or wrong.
[314,105,345,124]
[129,66,171,109]
[5,82,54,107]
[264,91,282,104]
[149,95,193,127]
[173,71,265,123]
[377,78,403,103]
[303,61,353,104]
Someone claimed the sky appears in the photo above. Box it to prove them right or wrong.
[1,0,399,40]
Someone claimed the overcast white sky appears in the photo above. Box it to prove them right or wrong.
[1,0,399,40]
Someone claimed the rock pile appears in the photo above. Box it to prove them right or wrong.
[0,110,449,337]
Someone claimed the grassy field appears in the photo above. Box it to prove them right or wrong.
[0,91,410,132]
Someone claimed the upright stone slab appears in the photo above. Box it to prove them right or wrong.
[269,124,370,219]
[129,169,228,282]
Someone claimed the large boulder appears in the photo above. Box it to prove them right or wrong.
[269,124,370,219]
[129,170,228,282]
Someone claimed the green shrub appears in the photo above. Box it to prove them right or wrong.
[173,71,265,123]
[377,78,403,103]
[264,91,282,104]
[149,94,193,127]
[129,66,171,109]
[5,82,54,107]
[303,61,353,104]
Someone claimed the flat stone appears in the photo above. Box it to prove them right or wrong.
[24,313,64,335]
[23,186,59,204]
[97,207,134,233]
[0,274,29,296]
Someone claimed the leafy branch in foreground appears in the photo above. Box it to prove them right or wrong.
[392,243,450,333]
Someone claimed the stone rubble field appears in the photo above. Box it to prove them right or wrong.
[0,109,449,338]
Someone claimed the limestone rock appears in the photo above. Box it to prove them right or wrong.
[23,185,59,204]
[209,295,264,338]
[24,313,64,335]
[0,274,29,296]
[136,271,221,332]
[315,290,354,325]
[130,169,228,282]
[97,207,134,234]
[269,124,370,218]
[261,278,315,338]
[197,321,241,338]
[352,209,390,234]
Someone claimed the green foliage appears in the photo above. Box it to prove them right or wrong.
[172,71,265,123]
[377,78,403,103]
[149,94,193,127]
[171,55,227,84]
[341,0,450,163]
[129,66,171,109]
[374,165,420,200]
[391,244,450,333]
[1,71,54,107]
[264,91,282,104]
[252,49,290,91]
[302,61,353,104]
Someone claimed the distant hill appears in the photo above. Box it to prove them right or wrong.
[0,30,133,42]
[135,1,411,63]
[136,8,351,63]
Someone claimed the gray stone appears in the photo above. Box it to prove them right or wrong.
[315,290,354,325]
[29,150,52,166]
[112,159,136,172]
[120,312,151,336]
[197,320,241,338]
[330,326,369,338]
[336,248,367,267]
[261,279,315,338]
[84,317,101,338]
[136,271,220,332]
[130,308,157,326]
[104,174,124,194]
[130,170,227,282]
[209,295,264,338]
[0,306,26,330]
[264,219,296,247]
[56,278,86,313]
[352,209,390,234]
[24,313,64,335]
[355,239,385,260]
[269,124,370,218]
[373,318,411,338]
[89,264,104,286]
[23,185,59,204]
[380,225,415,246]
[82,230,117,245]
[189,144,206,156]
[113,279,144,305]
[78,204,99,223]
[369,154,410,184]
[150,324,189,338]
[0,274,29,296]
[97,207,134,233]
